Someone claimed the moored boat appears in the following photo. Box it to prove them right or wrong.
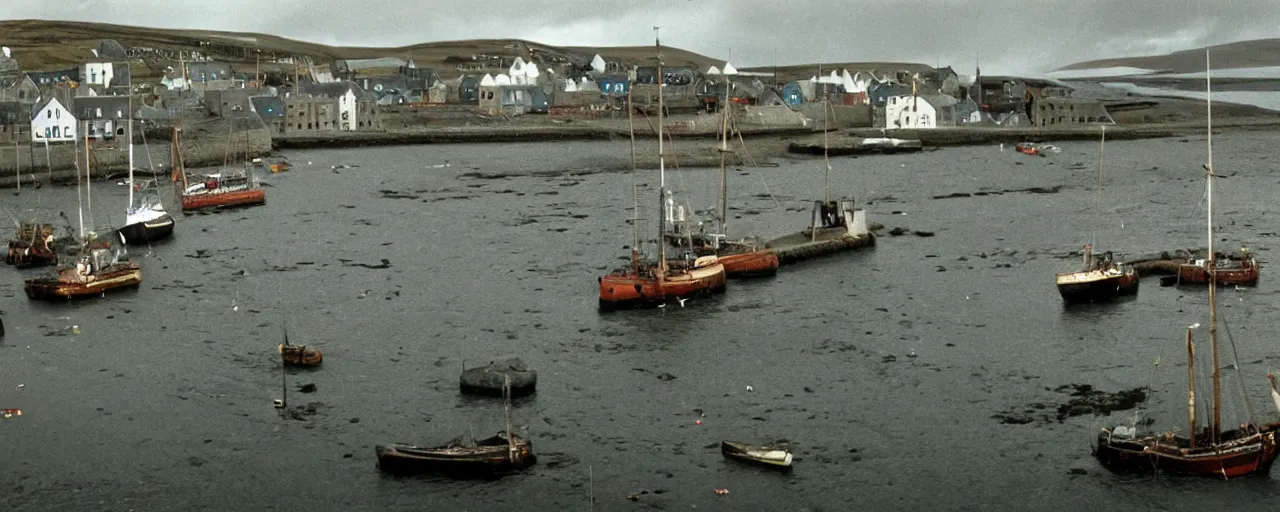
[721,441,793,470]
[279,343,322,366]
[24,246,142,300]
[376,377,534,477]
[1172,248,1258,286]
[7,221,58,268]
[597,34,728,311]
[170,123,266,212]
[1093,52,1280,479]
[1015,142,1041,156]
[599,253,727,310]
[1054,127,1139,303]
[118,111,176,244]
[279,324,322,366]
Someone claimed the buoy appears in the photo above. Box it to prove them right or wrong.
[695,419,702,425]
[71,325,80,335]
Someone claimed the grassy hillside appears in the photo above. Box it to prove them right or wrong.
[1055,38,1280,73]
[0,19,945,84]
[0,19,722,80]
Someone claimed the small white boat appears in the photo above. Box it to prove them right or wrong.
[721,441,793,469]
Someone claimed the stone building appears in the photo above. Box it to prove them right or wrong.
[282,95,340,133]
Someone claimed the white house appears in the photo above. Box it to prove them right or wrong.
[31,98,77,143]
[338,88,357,131]
[80,62,114,87]
[885,94,958,129]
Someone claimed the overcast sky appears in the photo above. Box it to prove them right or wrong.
[3,0,1279,74]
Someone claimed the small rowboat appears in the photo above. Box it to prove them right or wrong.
[279,344,322,366]
[720,440,793,470]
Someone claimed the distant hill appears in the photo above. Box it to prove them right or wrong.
[0,20,948,85]
[0,19,722,79]
[1056,38,1280,73]
[738,62,940,84]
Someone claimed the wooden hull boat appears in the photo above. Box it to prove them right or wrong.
[1094,427,1279,478]
[24,261,142,300]
[182,187,265,211]
[375,433,535,476]
[1055,268,1139,303]
[118,214,175,244]
[279,344,322,366]
[598,257,727,311]
[7,222,58,267]
[721,441,793,469]
[715,249,779,278]
[1174,253,1259,286]
[7,239,58,268]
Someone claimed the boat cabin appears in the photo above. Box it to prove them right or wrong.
[809,199,869,238]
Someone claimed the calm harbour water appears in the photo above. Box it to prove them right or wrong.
[4,130,1280,510]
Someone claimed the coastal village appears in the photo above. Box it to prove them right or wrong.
[0,35,1131,162]
[8,21,1280,505]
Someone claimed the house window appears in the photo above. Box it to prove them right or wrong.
[44,127,51,139]
[47,110,52,119]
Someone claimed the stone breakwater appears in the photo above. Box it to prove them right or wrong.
[842,117,1280,147]
[0,128,273,188]
[272,124,816,149]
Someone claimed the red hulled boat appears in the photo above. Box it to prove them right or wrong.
[1173,248,1259,286]
[599,251,727,310]
[598,36,728,311]
[169,124,265,212]
[1015,142,1041,156]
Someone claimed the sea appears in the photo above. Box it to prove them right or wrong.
[4,130,1280,511]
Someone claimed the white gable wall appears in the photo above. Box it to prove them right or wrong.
[31,98,78,142]
[885,95,938,129]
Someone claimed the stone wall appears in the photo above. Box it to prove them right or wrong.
[0,126,273,187]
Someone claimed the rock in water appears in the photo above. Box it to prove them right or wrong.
[459,357,537,398]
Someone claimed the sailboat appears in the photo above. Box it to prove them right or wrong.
[675,89,779,278]
[24,120,142,300]
[1093,50,1279,478]
[118,97,175,244]
[597,29,727,311]
[171,119,265,212]
[1054,126,1139,303]
[375,376,536,476]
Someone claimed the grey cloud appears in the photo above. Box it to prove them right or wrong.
[2,0,1278,74]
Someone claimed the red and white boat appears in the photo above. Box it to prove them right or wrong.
[169,124,265,212]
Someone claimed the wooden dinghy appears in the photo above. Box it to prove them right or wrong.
[278,325,321,366]
[721,441,793,470]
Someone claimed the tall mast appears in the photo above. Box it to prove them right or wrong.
[1094,125,1105,249]
[75,122,84,238]
[1186,327,1197,449]
[823,97,830,204]
[1205,47,1220,444]
[655,27,667,273]
[626,87,640,271]
[717,81,729,235]
[85,120,93,236]
[127,94,134,213]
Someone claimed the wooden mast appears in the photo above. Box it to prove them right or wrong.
[1205,47,1221,444]
[1094,125,1105,251]
[76,121,85,239]
[626,87,640,274]
[504,375,516,462]
[655,27,667,275]
[717,80,730,237]
[1187,327,1197,449]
